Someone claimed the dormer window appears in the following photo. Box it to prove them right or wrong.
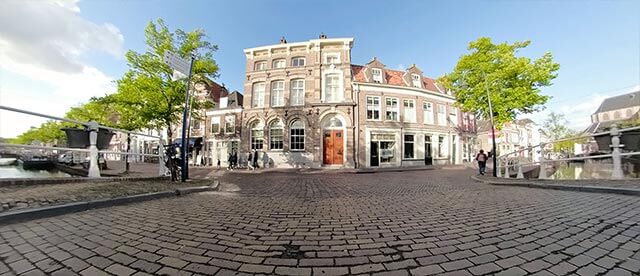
[291,57,305,67]
[272,59,285,69]
[372,68,383,83]
[254,61,267,70]
[411,74,421,88]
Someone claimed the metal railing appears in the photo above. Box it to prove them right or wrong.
[0,105,165,177]
[495,124,640,179]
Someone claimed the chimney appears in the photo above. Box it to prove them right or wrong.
[319,33,327,39]
[279,36,287,44]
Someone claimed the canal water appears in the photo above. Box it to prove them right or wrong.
[550,161,639,179]
[0,165,71,178]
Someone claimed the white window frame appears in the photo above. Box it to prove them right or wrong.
[449,108,458,126]
[437,104,447,126]
[324,53,340,64]
[269,119,284,150]
[372,68,383,83]
[272,59,285,69]
[289,120,305,151]
[323,73,343,103]
[254,61,267,71]
[224,116,235,134]
[290,79,305,106]
[366,96,381,121]
[423,102,434,124]
[252,82,265,108]
[403,99,416,123]
[403,134,415,159]
[211,116,220,134]
[385,97,399,121]
[250,122,264,150]
[270,80,285,107]
[411,74,421,88]
[291,57,305,67]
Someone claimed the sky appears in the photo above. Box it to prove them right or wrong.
[1,0,639,138]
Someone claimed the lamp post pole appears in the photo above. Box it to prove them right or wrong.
[482,71,498,177]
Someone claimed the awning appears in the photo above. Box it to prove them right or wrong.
[172,137,203,148]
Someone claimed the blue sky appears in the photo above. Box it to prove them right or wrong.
[1,0,639,137]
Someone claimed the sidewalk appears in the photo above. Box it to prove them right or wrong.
[472,174,640,196]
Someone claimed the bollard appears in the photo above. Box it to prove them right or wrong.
[611,124,624,179]
[87,122,100,178]
[538,143,547,179]
[496,159,502,177]
[504,159,510,178]
[158,135,166,176]
[517,161,524,179]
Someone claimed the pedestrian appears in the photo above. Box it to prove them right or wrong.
[217,158,221,169]
[227,153,233,171]
[252,149,259,169]
[476,149,488,175]
[247,152,253,170]
[232,151,238,169]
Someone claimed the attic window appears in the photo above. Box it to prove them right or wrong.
[411,74,421,88]
[372,68,383,83]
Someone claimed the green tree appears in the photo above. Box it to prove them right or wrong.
[439,37,560,128]
[113,19,218,143]
[12,121,66,145]
[542,112,586,154]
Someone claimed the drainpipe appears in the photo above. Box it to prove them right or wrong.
[353,83,359,168]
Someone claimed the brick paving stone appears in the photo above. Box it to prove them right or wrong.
[155,266,193,276]
[105,263,136,276]
[468,262,502,275]
[603,268,634,276]
[409,265,444,276]
[85,256,113,269]
[51,268,80,276]
[372,270,410,276]
[8,259,36,274]
[440,259,473,271]
[158,256,189,269]
[619,259,640,272]
[238,263,275,274]
[35,258,63,273]
[416,255,448,266]
[312,267,350,276]
[496,256,527,269]
[79,266,110,276]
[521,259,552,273]
[468,253,498,265]
[274,266,313,276]
[334,256,369,266]
[494,267,529,276]
[383,259,418,271]
[575,264,607,276]
[569,255,596,268]
[61,257,90,272]
[130,259,162,273]
[183,263,220,274]
[547,261,578,275]
[350,263,385,274]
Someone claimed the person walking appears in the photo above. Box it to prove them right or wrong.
[227,153,233,171]
[232,151,238,169]
[252,149,259,169]
[476,149,488,175]
[247,152,253,170]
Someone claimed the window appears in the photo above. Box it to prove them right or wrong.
[254,61,266,70]
[366,96,381,120]
[403,99,416,122]
[224,116,235,133]
[603,113,610,121]
[423,102,434,124]
[437,105,446,125]
[272,59,285,69]
[449,108,458,126]
[325,53,340,64]
[291,57,305,67]
[290,79,305,106]
[626,109,633,118]
[411,74,421,88]
[250,121,264,150]
[270,80,284,107]
[252,82,265,107]
[290,120,305,151]
[438,135,446,157]
[269,119,284,150]
[404,134,414,159]
[386,98,399,121]
[324,74,342,102]
[614,111,621,119]
[211,117,220,133]
[372,68,383,83]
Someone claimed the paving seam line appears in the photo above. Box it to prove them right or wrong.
[470,175,640,196]
[0,179,220,225]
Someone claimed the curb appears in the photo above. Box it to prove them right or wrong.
[470,175,640,197]
[354,166,436,174]
[0,176,170,187]
[0,179,220,225]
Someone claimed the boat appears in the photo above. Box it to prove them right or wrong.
[18,156,55,170]
[0,157,17,166]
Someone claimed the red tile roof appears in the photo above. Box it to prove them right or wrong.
[351,65,446,94]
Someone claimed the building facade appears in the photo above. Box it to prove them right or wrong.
[239,36,476,169]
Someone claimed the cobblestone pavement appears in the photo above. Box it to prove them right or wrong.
[1,170,640,275]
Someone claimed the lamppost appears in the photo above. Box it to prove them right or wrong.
[482,71,498,177]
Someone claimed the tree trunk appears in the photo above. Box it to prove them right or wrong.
[125,133,131,173]
[166,125,173,145]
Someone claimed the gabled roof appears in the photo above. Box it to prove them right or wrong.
[594,90,640,114]
[351,64,445,95]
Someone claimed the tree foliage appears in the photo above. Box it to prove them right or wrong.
[542,112,586,154]
[439,37,560,129]
[112,19,218,143]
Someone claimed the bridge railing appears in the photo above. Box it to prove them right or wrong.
[495,124,640,179]
[0,105,165,177]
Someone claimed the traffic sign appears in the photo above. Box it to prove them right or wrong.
[163,51,190,75]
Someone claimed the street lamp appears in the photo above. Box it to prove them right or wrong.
[482,71,498,177]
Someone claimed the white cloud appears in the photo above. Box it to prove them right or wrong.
[0,0,123,138]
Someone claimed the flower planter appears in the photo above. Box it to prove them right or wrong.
[593,131,640,152]
[61,128,115,150]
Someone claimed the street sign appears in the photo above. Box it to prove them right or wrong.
[163,51,190,75]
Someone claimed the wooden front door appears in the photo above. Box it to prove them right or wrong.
[323,130,344,165]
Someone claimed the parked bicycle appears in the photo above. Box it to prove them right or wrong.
[163,144,182,181]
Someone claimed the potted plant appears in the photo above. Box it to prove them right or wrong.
[593,118,640,152]
[61,127,115,150]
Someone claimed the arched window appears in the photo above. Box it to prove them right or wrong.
[614,111,621,119]
[626,109,633,118]
[269,119,284,150]
[603,113,610,121]
[290,120,305,151]
[250,121,264,150]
